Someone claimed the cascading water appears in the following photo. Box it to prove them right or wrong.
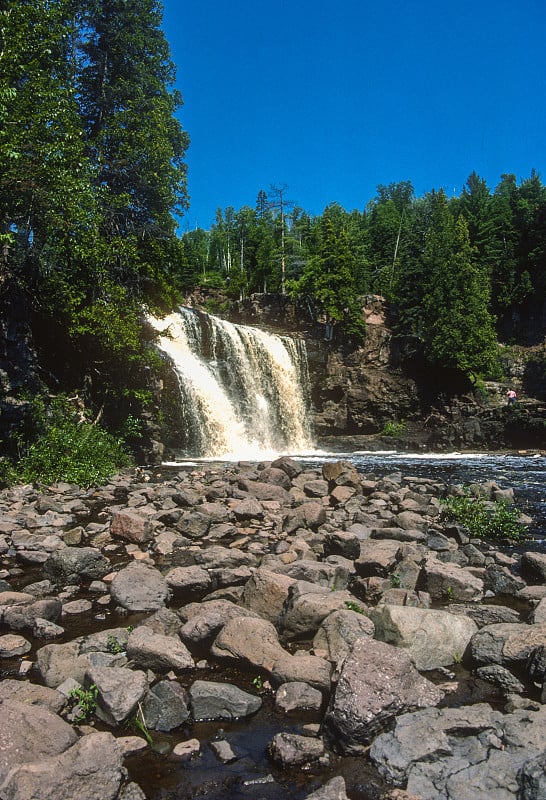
[150,307,315,459]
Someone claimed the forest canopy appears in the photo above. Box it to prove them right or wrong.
[1,0,545,406]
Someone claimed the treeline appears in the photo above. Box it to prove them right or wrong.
[1,0,189,399]
[182,173,546,378]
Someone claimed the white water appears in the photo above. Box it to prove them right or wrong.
[149,308,315,459]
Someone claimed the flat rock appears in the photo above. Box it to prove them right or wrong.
[110,562,170,611]
[189,680,261,721]
[127,625,194,672]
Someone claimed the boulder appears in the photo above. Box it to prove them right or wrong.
[275,681,323,713]
[165,565,212,593]
[313,609,375,663]
[189,680,261,721]
[43,547,110,587]
[0,679,65,714]
[211,616,289,673]
[283,502,326,533]
[0,730,125,800]
[86,665,148,726]
[322,637,444,754]
[0,699,77,783]
[422,557,484,601]
[127,626,194,672]
[521,551,546,583]
[110,509,153,544]
[355,539,401,578]
[267,732,324,767]
[370,604,478,670]
[239,569,296,627]
[471,622,546,668]
[303,777,350,800]
[110,562,170,611]
[142,680,190,732]
[271,653,332,693]
[179,599,259,645]
[279,582,363,641]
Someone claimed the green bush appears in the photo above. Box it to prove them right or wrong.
[381,419,406,437]
[12,395,131,488]
[441,493,526,542]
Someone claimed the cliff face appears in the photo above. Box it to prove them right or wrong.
[231,293,546,453]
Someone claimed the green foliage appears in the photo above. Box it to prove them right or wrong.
[68,684,98,723]
[441,493,527,542]
[252,675,263,690]
[344,600,364,614]
[128,706,153,746]
[381,419,406,437]
[14,395,130,488]
[106,634,126,655]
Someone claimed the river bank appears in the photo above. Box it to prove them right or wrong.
[0,457,545,799]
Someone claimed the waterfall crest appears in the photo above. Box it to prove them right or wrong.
[150,307,314,459]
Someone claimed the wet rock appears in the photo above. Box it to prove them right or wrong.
[43,547,110,587]
[304,777,349,800]
[0,730,125,800]
[370,604,478,670]
[172,738,200,759]
[86,665,148,726]
[127,625,194,672]
[210,738,238,763]
[322,637,444,754]
[521,551,546,583]
[475,664,526,694]
[110,562,170,611]
[275,681,323,713]
[322,461,362,492]
[271,456,303,479]
[3,597,62,631]
[471,622,546,668]
[267,732,325,767]
[189,680,261,721]
[0,698,78,783]
[142,680,190,731]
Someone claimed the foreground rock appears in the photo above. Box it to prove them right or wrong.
[0,459,542,800]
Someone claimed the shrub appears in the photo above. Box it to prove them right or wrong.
[441,493,526,542]
[381,419,406,437]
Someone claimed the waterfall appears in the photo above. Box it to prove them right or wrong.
[149,307,314,459]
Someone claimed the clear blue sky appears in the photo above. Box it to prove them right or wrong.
[161,0,546,231]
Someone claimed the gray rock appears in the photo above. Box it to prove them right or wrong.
[471,622,546,668]
[3,597,62,631]
[521,551,546,584]
[355,539,402,577]
[0,633,31,657]
[165,565,212,593]
[283,502,326,533]
[280,559,353,590]
[175,510,211,538]
[448,603,521,627]
[322,637,444,754]
[189,680,261,721]
[475,664,525,694]
[370,604,478,670]
[484,563,526,596]
[86,665,148,726]
[231,497,264,520]
[275,681,323,713]
[210,738,238,763]
[303,777,349,800]
[142,680,190,731]
[280,582,362,641]
[36,641,92,688]
[110,562,170,611]
[323,531,361,560]
[518,751,546,800]
[0,730,124,800]
[127,626,194,672]
[43,547,110,587]
[267,732,324,767]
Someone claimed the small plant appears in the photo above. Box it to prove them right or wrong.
[128,705,153,746]
[452,652,462,665]
[445,586,454,602]
[344,600,364,614]
[106,634,125,655]
[441,492,526,543]
[68,684,98,722]
[390,572,401,588]
[381,419,406,438]
[252,675,263,691]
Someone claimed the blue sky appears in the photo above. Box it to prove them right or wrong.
[161,0,546,231]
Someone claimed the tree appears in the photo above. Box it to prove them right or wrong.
[420,191,498,377]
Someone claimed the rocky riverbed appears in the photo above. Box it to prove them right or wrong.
[0,458,545,800]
